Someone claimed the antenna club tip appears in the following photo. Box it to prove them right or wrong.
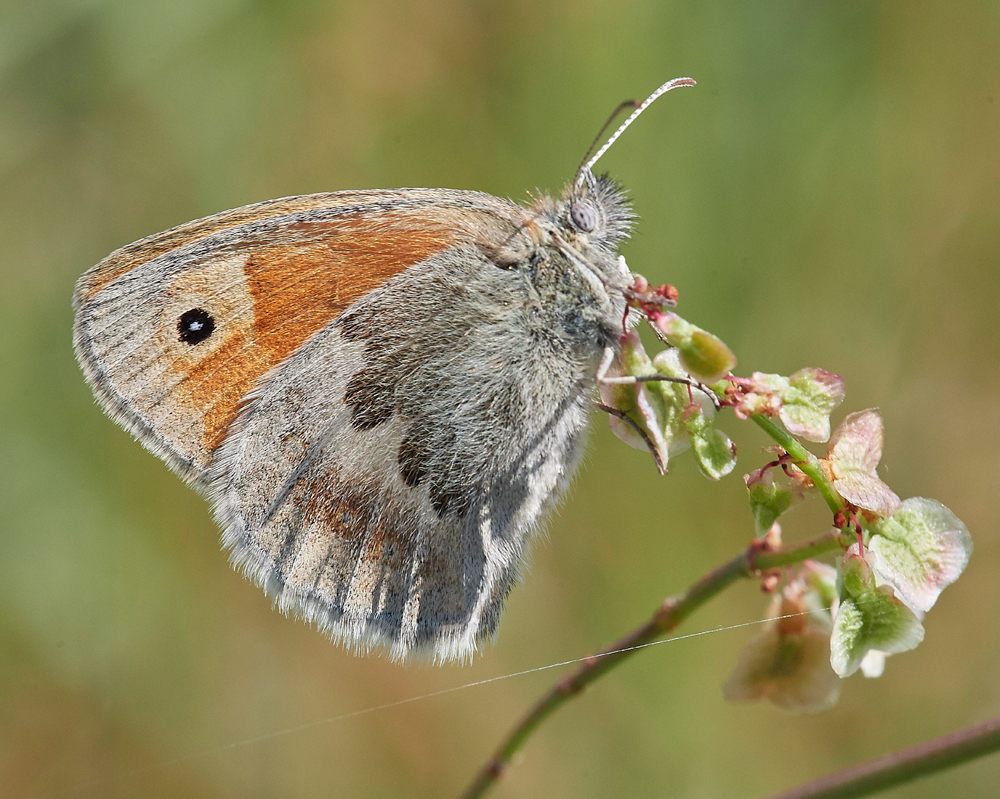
[579,76,698,178]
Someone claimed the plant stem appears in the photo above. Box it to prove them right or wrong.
[764,715,1000,799]
[751,415,844,515]
[459,529,846,799]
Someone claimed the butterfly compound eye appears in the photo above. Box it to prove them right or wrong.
[177,308,215,345]
[570,201,598,232]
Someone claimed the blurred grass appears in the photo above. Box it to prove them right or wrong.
[2,1,1000,797]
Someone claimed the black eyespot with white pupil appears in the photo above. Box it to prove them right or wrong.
[570,201,598,232]
[178,308,215,345]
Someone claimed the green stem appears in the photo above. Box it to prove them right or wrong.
[764,715,1000,799]
[752,415,844,515]
[459,529,847,799]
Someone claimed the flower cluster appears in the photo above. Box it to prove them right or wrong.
[599,331,736,479]
[601,273,973,712]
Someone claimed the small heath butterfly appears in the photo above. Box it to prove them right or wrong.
[73,78,695,662]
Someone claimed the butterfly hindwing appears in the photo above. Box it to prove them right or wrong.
[211,240,598,661]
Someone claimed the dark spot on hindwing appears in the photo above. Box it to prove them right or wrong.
[301,471,375,546]
[428,435,474,517]
[337,305,400,431]
[398,422,474,517]
[398,428,430,487]
[399,419,476,517]
[429,483,471,517]
[177,308,215,344]
[337,309,374,342]
[344,368,396,430]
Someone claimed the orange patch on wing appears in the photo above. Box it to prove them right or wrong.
[245,216,457,365]
[182,215,460,452]
[183,328,269,452]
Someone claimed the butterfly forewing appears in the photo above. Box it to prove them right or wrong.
[72,190,526,486]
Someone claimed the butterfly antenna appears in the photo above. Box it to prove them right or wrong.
[574,76,696,192]
[575,99,642,186]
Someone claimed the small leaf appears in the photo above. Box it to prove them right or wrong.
[746,470,799,538]
[685,406,737,481]
[823,409,902,517]
[779,369,846,443]
[829,409,885,472]
[830,585,925,677]
[868,498,973,612]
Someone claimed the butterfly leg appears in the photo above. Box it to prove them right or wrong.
[595,346,629,384]
[591,399,666,474]
[595,346,721,409]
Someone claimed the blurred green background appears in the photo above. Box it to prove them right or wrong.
[2,1,1000,797]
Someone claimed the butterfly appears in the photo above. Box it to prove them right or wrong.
[73,78,695,662]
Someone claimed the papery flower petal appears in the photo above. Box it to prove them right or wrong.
[634,383,671,472]
[824,409,902,516]
[650,348,719,420]
[599,338,654,452]
[828,409,885,472]
[868,498,972,612]
[830,585,925,677]
[602,332,740,479]
[599,333,674,470]
[646,348,700,462]
[724,628,841,712]
[779,369,846,443]
[605,408,652,453]
[833,473,902,518]
[599,384,648,451]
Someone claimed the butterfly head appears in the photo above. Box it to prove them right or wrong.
[526,78,695,311]
[564,171,634,249]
